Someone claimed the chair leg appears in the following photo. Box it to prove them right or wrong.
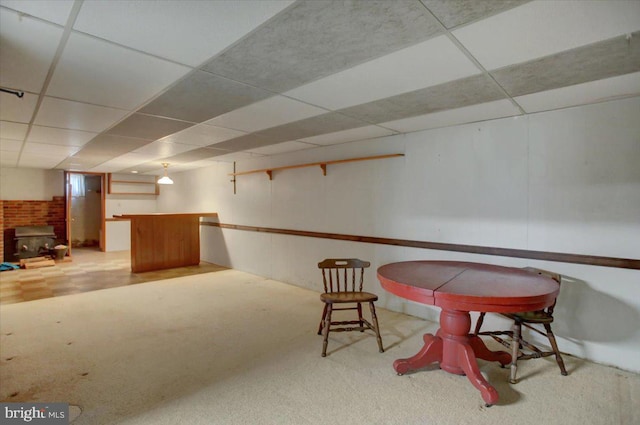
[369,302,384,353]
[357,302,364,332]
[317,303,328,335]
[544,323,568,376]
[321,304,333,357]
[510,321,521,384]
[474,312,486,335]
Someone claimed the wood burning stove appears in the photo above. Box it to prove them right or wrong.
[14,225,56,260]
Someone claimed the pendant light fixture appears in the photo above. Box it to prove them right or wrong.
[157,163,174,185]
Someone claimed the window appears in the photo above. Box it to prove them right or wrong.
[70,173,86,197]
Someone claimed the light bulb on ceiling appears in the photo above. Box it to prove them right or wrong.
[157,163,174,185]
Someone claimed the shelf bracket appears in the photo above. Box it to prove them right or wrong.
[266,170,273,180]
[320,163,327,176]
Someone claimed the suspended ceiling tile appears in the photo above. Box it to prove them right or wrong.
[285,36,480,110]
[74,0,293,67]
[338,74,506,124]
[139,70,273,123]
[1,0,75,26]
[106,113,193,141]
[205,95,327,132]
[0,121,28,141]
[22,141,79,156]
[95,152,152,171]
[493,31,640,97]
[209,133,280,152]
[211,151,265,163]
[0,92,38,123]
[0,138,23,152]
[453,0,640,70]
[381,99,521,133]
[246,141,317,156]
[254,112,371,144]
[35,97,129,132]
[46,32,191,110]
[421,0,530,29]
[19,152,67,169]
[162,123,246,147]
[300,125,395,146]
[76,134,150,157]
[56,156,105,170]
[27,126,97,147]
[0,9,64,93]
[514,73,640,113]
[202,0,442,92]
[132,140,198,158]
[163,147,228,163]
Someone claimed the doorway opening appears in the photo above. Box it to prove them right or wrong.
[65,172,106,255]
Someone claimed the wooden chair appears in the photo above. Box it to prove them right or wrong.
[317,258,384,357]
[474,267,568,384]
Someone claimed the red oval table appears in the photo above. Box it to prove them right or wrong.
[377,261,559,405]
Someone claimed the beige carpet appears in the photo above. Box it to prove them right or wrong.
[1,270,638,425]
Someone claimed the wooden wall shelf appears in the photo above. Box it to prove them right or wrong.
[108,173,159,195]
[228,153,404,181]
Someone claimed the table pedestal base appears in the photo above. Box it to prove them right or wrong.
[393,309,511,405]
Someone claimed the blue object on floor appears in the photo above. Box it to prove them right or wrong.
[0,262,20,271]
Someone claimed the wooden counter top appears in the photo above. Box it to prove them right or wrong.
[114,212,218,219]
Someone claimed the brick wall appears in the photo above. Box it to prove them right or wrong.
[1,196,66,262]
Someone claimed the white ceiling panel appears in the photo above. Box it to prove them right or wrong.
[0,0,75,26]
[27,126,97,147]
[382,100,521,133]
[246,141,317,156]
[205,95,327,132]
[515,72,640,113]
[0,121,28,141]
[300,125,396,146]
[454,0,640,70]
[35,97,129,132]
[46,32,191,110]
[74,1,294,67]
[22,142,79,156]
[163,124,246,147]
[0,8,63,93]
[0,92,38,123]
[211,151,266,163]
[0,138,22,151]
[285,36,481,110]
[18,152,67,168]
[95,152,151,172]
[132,140,198,158]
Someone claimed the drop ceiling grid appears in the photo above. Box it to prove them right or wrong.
[0,0,638,173]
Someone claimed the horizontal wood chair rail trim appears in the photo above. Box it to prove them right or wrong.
[201,222,640,270]
[228,153,404,178]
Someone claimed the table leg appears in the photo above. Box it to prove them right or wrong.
[393,309,510,405]
[393,332,443,375]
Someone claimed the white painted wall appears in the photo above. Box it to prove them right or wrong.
[0,168,64,200]
[104,195,157,252]
[158,97,640,372]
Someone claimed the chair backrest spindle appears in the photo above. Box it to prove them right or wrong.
[318,258,371,294]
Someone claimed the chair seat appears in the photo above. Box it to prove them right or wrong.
[320,291,378,304]
[505,310,553,324]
